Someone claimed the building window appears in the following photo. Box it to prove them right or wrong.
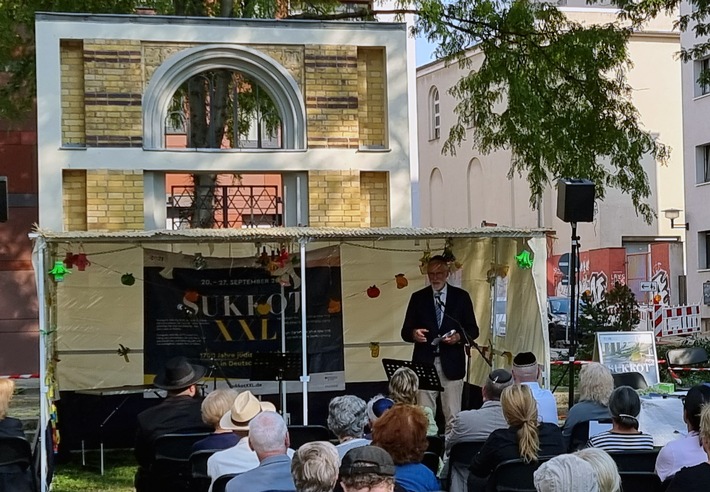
[698,144,710,184]
[695,58,710,97]
[701,231,710,270]
[430,87,440,140]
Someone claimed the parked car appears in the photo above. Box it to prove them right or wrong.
[547,296,587,347]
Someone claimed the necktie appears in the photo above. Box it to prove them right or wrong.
[434,292,443,328]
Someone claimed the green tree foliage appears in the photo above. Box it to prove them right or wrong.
[404,0,669,223]
[577,282,641,360]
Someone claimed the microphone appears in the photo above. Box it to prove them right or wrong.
[436,298,492,367]
[177,304,197,315]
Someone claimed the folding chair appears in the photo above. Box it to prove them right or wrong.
[612,372,648,390]
[190,449,220,492]
[666,347,710,388]
[448,441,485,492]
[608,450,662,492]
[426,435,445,457]
[287,425,331,450]
[151,432,211,492]
[568,419,613,452]
[212,473,237,492]
[422,451,440,474]
[486,457,554,492]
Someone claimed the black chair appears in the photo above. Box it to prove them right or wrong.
[287,425,331,450]
[426,435,445,457]
[568,418,613,452]
[0,436,35,492]
[487,456,554,492]
[666,347,709,387]
[448,441,485,491]
[212,473,237,492]
[612,372,648,390]
[190,449,219,492]
[150,433,211,492]
[421,451,440,474]
[609,450,662,492]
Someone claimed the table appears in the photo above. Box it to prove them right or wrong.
[638,396,686,447]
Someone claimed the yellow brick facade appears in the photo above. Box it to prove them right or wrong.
[85,170,144,231]
[60,41,86,146]
[62,170,87,231]
[360,172,390,227]
[357,48,387,149]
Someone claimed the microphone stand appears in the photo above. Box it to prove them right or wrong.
[179,307,234,390]
[436,297,492,368]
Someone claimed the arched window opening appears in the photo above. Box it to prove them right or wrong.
[430,87,440,140]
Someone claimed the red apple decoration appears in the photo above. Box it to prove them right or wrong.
[366,285,380,298]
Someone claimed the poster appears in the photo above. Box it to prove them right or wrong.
[596,331,660,387]
[143,247,345,392]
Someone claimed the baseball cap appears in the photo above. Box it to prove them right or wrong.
[340,446,395,477]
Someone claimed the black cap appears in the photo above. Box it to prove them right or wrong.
[513,352,537,367]
[488,368,512,384]
[340,446,395,477]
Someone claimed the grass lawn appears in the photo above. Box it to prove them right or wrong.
[52,450,136,492]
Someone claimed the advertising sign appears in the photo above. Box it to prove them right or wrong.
[596,331,659,386]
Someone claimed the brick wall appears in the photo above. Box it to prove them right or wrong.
[60,41,86,146]
[86,170,144,230]
[357,48,386,149]
[360,171,389,227]
[308,170,361,227]
[62,170,87,231]
[84,40,143,147]
[305,46,359,149]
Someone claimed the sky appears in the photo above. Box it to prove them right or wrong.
[415,35,438,67]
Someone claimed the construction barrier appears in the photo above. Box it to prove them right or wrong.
[653,304,701,338]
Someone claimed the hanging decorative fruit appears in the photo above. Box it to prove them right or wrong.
[395,273,408,289]
[48,261,71,282]
[121,273,136,286]
[74,253,91,271]
[366,285,380,298]
[328,298,342,314]
[63,252,76,269]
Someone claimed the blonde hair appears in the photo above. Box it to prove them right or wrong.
[501,384,539,463]
[579,363,614,406]
[389,367,419,405]
[0,379,15,420]
[575,448,621,492]
[291,441,340,492]
[699,403,710,450]
[202,388,240,429]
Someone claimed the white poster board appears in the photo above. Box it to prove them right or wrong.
[596,331,660,386]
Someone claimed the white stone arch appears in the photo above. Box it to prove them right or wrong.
[467,158,485,227]
[429,167,444,226]
[143,44,306,150]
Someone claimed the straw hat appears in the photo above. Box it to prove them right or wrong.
[219,390,277,431]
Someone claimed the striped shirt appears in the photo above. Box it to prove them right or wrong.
[587,430,654,452]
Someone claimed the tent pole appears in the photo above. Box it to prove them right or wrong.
[299,240,309,424]
[33,236,49,492]
[280,283,287,419]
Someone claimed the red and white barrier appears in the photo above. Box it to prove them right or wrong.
[653,304,701,337]
[0,374,39,379]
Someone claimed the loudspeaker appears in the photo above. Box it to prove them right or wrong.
[0,177,7,223]
[556,178,595,223]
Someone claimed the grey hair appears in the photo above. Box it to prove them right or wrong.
[608,386,641,429]
[575,448,621,492]
[327,395,368,439]
[249,411,288,454]
[291,441,340,492]
[534,454,599,492]
[579,363,614,406]
[512,364,539,383]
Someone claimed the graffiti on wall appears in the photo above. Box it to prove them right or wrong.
[652,265,671,306]
[552,258,608,305]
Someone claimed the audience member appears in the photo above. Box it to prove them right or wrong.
[366,394,395,438]
[327,395,371,459]
[134,356,212,491]
[586,386,653,451]
[372,404,440,492]
[446,368,513,492]
[207,390,280,488]
[655,384,710,482]
[533,454,599,492]
[562,363,614,451]
[0,379,33,492]
[666,402,710,492]
[339,446,396,492]
[225,411,296,492]
[575,448,621,492]
[192,388,241,452]
[512,352,559,424]
[469,384,565,480]
[389,367,438,436]
[291,441,340,492]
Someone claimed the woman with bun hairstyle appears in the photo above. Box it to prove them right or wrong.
[586,385,653,452]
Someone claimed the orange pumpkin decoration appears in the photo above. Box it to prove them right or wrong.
[395,273,408,289]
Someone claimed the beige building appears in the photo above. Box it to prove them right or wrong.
[36,12,415,232]
[416,7,687,304]
[680,1,710,325]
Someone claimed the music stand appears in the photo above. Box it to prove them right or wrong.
[382,358,443,392]
[251,352,302,414]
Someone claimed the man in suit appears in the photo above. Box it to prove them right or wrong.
[134,356,212,491]
[226,411,296,492]
[401,255,479,433]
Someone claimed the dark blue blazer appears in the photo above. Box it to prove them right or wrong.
[401,284,478,380]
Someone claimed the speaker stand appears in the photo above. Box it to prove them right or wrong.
[567,222,579,409]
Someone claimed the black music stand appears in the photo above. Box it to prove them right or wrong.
[250,352,302,414]
[382,358,443,392]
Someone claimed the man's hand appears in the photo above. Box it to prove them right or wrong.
[414,328,429,343]
[441,332,461,345]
